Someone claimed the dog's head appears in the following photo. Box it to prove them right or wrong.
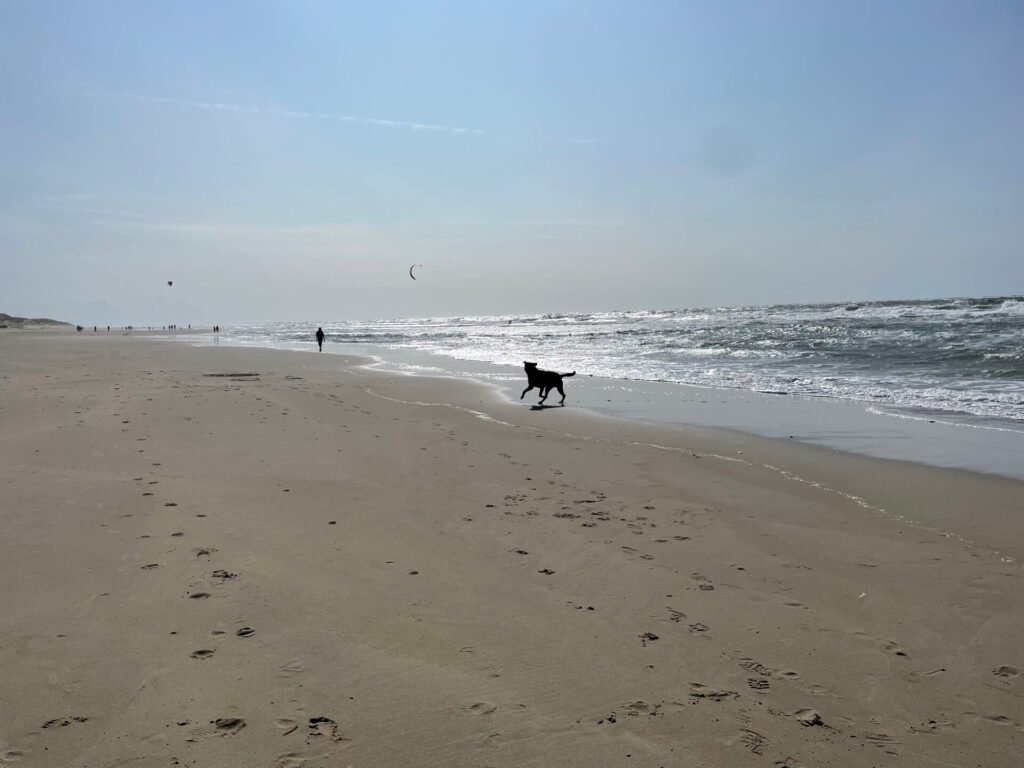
[524,361,538,371]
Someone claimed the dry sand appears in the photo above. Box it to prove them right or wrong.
[1,332,1022,767]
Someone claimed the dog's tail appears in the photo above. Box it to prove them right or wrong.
[563,371,576,378]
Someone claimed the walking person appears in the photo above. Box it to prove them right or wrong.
[315,326,325,352]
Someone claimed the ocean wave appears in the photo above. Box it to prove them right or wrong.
[223,295,1024,423]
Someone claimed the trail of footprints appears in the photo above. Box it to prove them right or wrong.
[484,454,852,759]
[476,450,1024,763]
[101,392,353,765]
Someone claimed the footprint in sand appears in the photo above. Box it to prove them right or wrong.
[794,709,823,727]
[0,746,28,764]
[461,702,498,716]
[853,631,910,658]
[728,707,753,726]
[621,700,662,717]
[979,714,1023,729]
[188,718,246,740]
[899,667,948,683]
[274,749,342,768]
[862,731,901,755]
[910,717,956,734]
[993,665,1021,679]
[274,752,309,768]
[190,649,216,660]
[40,716,89,729]
[883,641,909,657]
[689,683,738,701]
[807,683,839,697]
[458,647,503,678]
[737,657,773,676]
[274,718,299,735]
[739,728,768,755]
[277,659,305,677]
[307,717,347,742]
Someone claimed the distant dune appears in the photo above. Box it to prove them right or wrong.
[0,312,71,329]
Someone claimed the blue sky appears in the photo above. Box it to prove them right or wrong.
[1,1,1021,323]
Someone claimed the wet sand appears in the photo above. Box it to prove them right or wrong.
[1,332,1022,767]
[266,342,1024,482]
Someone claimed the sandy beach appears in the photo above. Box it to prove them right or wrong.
[1,331,1022,768]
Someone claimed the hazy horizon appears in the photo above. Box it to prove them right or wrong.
[6,292,1024,329]
[2,2,1022,326]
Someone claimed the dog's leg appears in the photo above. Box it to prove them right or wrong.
[556,383,566,405]
[521,385,533,400]
[538,387,548,404]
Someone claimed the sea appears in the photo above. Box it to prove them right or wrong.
[220,296,1023,423]
[202,295,1024,479]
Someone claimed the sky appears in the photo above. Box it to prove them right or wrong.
[1,1,1022,325]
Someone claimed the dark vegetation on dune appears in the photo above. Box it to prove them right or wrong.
[0,312,71,328]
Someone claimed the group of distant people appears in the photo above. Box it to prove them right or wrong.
[75,324,221,333]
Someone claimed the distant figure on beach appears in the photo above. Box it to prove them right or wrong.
[316,327,325,352]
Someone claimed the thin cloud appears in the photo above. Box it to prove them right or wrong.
[83,91,598,144]
[93,213,370,242]
[28,198,374,244]
[86,91,488,137]
[514,218,627,228]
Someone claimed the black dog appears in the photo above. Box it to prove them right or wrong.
[521,361,576,406]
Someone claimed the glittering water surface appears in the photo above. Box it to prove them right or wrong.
[224,296,1024,423]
